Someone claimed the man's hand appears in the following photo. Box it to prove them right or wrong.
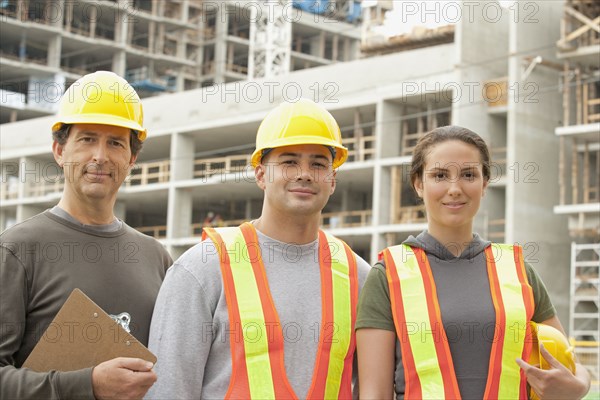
[92,357,157,400]
[516,344,590,400]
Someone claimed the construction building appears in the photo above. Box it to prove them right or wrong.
[554,0,600,387]
[1,0,598,388]
[0,0,362,124]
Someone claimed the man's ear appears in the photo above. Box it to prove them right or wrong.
[255,164,266,191]
[329,169,337,195]
[52,141,64,167]
[129,153,138,167]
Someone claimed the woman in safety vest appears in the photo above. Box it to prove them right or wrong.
[355,126,591,399]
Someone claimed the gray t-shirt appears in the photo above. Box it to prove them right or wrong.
[147,228,371,399]
[49,205,122,232]
[356,230,556,400]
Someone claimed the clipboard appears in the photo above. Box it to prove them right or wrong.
[23,288,156,372]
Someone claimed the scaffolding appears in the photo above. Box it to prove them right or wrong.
[557,1,600,390]
[248,1,291,79]
[558,0,600,51]
[570,243,600,387]
[400,105,451,157]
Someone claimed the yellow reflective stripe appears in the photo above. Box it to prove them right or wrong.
[323,233,352,399]
[219,227,275,400]
[492,244,528,399]
[390,244,446,399]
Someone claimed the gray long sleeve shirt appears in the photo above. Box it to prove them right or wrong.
[146,228,370,399]
[0,209,171,399]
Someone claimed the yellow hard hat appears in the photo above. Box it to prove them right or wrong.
[527,321,576,400]
[51,71,147,141]
[250,98,348,169]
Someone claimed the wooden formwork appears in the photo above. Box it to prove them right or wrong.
[400,106,451,156]
[343,136,376,163]
[136,225,168,239]
[562,65,600,127]
[558,0,600,51]
[191,219,247,236]
[389,165,427,225]
[558,62,599,216]
[342,109,377,162]
[558,137,599,207]
[24,179,64,198]
[321,210,373,229]
[490,146,507,179]
[135,209,375,239]
[194,155,251,180]
[126,160,171,186]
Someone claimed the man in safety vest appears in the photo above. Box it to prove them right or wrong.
[147,99,371,399]
[0,71,172,399]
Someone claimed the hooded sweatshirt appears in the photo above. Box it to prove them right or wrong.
[356,230,555,400]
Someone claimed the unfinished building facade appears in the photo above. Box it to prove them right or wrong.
[554,0,600,387]
[0,0,361,124]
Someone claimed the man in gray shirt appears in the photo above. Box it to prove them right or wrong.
[147,99,370,399]
[0,71,171,399]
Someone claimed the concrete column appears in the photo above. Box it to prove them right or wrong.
[112,0,133,76]
[47,35,62,69]
[114,7,123,42]
[181,0,189,22]
[343,38,350,62]
[349,38,359,60]
[170,132,195,181]
[167,187,193,238]
[167,133,195,239]
[176,67,185,91]
[370,99,389,263]
[89,6,97,38]
[177,28,187,59]
[64,0,73,32]
[148,21,156,53]
[112,51,126,76]
[50,0,64,28]
[214,4,228,84]
[114,200,126,220]
[245,199,252,220]
[370,233,384,265]
[310,32,325,58]
[18,156,32,200]
[378,100,402,158]
[332,34,339,61]
[341,188,349,212]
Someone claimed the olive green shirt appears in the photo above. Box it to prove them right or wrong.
[356,231,556,400]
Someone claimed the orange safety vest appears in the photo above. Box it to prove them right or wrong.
[382,243,535,400]
[203,222,358,399]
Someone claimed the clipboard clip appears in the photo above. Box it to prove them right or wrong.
[109,312,131,333]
